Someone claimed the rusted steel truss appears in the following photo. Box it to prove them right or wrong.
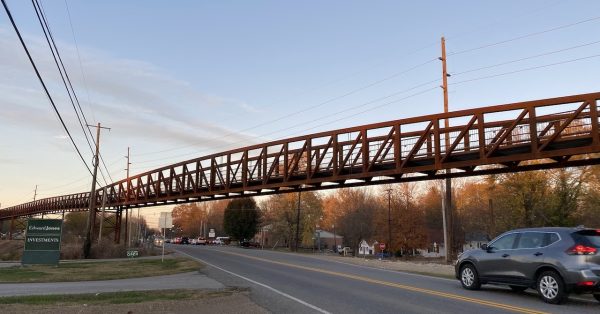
[2,92,600,220]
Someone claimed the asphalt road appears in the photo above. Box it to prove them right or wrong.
[173,244,599,314]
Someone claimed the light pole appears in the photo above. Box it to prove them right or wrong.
[332,224,336,253]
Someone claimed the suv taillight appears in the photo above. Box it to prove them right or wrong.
[567,244,597,255]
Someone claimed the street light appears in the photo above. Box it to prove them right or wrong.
[332,224,337,253]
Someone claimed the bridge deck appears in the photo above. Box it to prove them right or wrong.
[2,92,600,220]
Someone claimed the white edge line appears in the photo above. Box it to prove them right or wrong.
[178,250,332,314]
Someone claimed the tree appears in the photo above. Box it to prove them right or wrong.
[223,198,260,241]
[172,203,207,237]
[326,188,379,255]
[260,191,323,249]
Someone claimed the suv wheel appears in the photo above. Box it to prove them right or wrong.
[460,264,481,290]
[537,271,567,304]
[593,294,600,303]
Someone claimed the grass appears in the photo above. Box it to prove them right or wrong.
[0,289,241,305]
[0,257,201,283]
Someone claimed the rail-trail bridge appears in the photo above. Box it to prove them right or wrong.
[2,92,600,240]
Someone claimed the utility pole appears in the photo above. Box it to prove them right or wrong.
[125,147,131,248]
[440,37,453,263]
[385,188,392,253]
[33,185,38,201]
[83,122,110,258]
[295,189,301,252]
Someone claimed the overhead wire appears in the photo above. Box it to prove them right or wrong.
[33,0,114,185]
[450,53,600,86]
[31,0,107,187]
[64,0,97,123]
[448,15,600,56]
[451,40,600,76]
[1,0,93,177]
[135,57,439,157]
[133,79,440,169]
[134,13,600,160]
[131,86,438,172]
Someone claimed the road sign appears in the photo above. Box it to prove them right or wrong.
[208,228,215,238]
[127,249,139,258]
[22,219,62,265]
[158,212,172,229]
[379,243,386,250]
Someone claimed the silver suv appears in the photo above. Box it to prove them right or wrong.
[455,227,600,304]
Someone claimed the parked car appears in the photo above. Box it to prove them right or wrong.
[197,237,207,245]
[215,237,230,245]
[456,227,600,304]
[181,237,190,245]
[173,237,182,244]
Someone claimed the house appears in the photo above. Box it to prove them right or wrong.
[358,239,374,255]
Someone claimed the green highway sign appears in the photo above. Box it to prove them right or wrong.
[22,219,63,265]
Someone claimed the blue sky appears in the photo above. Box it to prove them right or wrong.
[1,1,599,225]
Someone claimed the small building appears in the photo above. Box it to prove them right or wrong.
[358,240,374,255]
[313,230,342,251]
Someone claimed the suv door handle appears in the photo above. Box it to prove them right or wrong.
[534,252,543,256]
[502,254,510,258]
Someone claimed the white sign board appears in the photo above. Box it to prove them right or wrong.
[208,228,215,238]
[158,212,173,229]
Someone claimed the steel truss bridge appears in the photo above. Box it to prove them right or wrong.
[2,92,600,240]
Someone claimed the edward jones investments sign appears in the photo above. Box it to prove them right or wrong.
[22,219,63,265]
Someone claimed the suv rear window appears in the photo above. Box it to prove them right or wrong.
[572,230,600,247]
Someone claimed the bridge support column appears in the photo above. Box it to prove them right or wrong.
[9,217,14,240]
[114,208,122,244]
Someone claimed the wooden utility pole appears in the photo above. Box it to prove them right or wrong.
[33,185,38,201]
[83,122,110,258]
[295,190,301,252]
[385,188,392,253]
[440,37,453,263]
[125,147,131,247]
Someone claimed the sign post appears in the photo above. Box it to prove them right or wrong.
[379,242,386,260]
[158,212,172,262]
[22,219,62,265]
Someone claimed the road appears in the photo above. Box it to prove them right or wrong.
[173,245,599,314]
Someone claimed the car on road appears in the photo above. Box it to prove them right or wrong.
[197,237,207,245]
[181,237,190,245]
[456,227,600,304]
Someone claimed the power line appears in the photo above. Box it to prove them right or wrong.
[133,12,599,160]
[2,0,93,176]
[452,40,600,76]
[64,0,97,124]
[133,78,440,166]
[33,0,114,185]
[450,53,600,86]
[449,15,600,56]
[135,57,439,158]
[132,86,438,171]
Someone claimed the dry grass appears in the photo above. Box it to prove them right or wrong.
[0,238,160,261]
[0,240,23,261]
[0,257,201,283]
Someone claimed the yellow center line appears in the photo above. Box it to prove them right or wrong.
[221,250,550,314]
